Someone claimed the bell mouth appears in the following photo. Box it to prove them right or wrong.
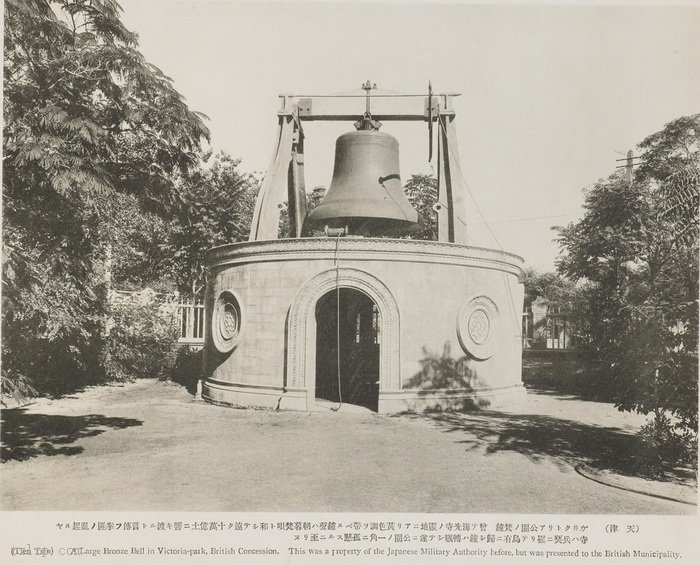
[305,216,422,237]
[305,192,421,236]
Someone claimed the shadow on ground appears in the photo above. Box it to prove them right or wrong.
[397,409,687,483]
[1,410,142,462]
[522,350,616,402]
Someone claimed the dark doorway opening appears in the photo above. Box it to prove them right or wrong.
[315,288,380,411]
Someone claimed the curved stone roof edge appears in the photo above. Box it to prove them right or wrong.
[206,238,525,275]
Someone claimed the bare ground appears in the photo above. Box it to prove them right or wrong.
[1,380,696,513]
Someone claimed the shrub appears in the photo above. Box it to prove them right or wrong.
[638,413,698,477]
[0,374,38,407]
[104,301,179,381]
[169,346,203,395]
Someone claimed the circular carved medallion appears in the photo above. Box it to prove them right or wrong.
[212,290,243,353]
[468,309,490,344]
[457,296,500,360]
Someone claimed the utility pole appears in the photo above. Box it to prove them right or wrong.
[616,150,642,185]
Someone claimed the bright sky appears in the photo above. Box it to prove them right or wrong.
[119,1,700,270]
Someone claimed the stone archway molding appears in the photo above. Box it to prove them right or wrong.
[286,267,401,394]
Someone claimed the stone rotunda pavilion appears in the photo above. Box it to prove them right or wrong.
[202,84,525,413]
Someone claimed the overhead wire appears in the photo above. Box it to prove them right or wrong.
[436,117,523,336]
[470,213,579,225]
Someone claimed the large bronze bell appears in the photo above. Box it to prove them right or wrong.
[304,130,421,236]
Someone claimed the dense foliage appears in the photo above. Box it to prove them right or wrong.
[104,299,179,382]
[166,153,258,295]
[2,0,211,400]
[556,114,699,471]
[404,174,438,240]
[519,268,594,349]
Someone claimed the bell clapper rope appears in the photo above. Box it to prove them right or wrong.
[325,225,348,412]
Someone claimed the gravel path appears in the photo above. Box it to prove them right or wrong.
[1,380,695,513]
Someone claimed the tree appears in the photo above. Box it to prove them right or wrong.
[639,114,699,248]
[521,268,575,310]
[2,0,209,398]
[637,115,699,182]
[102,191,175,290]
[404,174,438,240]
[555,115,699,472]
[165,152,258,295]
[519,267,593,348]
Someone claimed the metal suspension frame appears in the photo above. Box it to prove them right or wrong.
[248,87,469,244]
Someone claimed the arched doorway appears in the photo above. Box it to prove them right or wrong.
[286,267,401,412]
[315,288,380,411]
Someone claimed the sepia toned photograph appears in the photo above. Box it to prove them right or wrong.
[1,0,698,544]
